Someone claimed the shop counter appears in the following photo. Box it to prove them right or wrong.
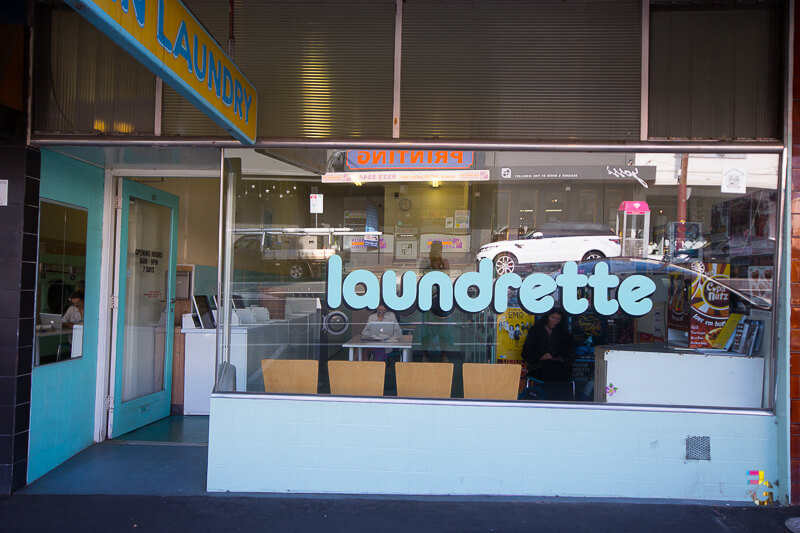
[593,344,765,408]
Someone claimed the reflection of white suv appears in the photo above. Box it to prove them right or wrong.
[477,223,621,275]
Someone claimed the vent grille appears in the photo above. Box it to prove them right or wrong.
[686,436,711,461]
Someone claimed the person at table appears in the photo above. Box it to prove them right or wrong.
[521,308,574,382]
[62,290,84,328]
[362,304,403,361]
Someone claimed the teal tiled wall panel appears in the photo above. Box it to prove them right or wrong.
[208,396,778,501]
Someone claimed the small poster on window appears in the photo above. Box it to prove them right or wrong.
[721,167,746,194]
[454,210,470,228]
[689,263,730,349]
[496,307,535,361]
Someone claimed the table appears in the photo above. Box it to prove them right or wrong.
[34,325,83,365]
[342,334,414,363]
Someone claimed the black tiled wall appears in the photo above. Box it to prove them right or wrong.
[0,145,39,494]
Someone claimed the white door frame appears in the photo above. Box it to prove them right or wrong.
[93,169,117,442]
[96,167,219,440]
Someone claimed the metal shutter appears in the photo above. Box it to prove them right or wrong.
[33,5,155,135]
[400,0,642,140]
[161,0,229,137]
[161,0,396,139]
[648,4,783,140]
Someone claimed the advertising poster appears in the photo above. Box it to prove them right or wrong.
[496,307,535,361]
[667,271,690,332]
[309,193,323,213]
[747,265,774,295]
[571,313,607,358]
[689,263,731,349]
[454,210,470,228]
[364,204,379,247]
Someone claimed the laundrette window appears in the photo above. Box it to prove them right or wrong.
[35,201,88,365]
[215,149,780,409]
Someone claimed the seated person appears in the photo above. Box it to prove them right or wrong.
[362,305,403,361]
[62,291,84,328]
[521,308,574,382]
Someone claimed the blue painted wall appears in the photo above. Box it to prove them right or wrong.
[28,150,104,482]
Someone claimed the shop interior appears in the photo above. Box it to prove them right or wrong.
[210,149,779,410]
[33,148,780,427]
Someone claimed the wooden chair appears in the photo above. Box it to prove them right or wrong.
[395,362,453,399]
[327,360,385,396]
[462,363,522,400]
[261,359,319,394]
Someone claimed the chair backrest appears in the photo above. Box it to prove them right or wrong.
[462,363,521,400]
[395,362,453,399]
[261,359,319,394]
[328,360,385,396]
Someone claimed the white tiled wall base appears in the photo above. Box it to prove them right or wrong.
[207,395,778,501]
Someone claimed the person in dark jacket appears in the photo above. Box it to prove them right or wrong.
[521,308,574,382]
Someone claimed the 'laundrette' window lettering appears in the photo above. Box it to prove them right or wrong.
[326,256,656,317]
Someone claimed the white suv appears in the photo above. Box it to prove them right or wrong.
[477,222,622,275]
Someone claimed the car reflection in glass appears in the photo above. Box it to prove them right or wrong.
[477,222,622,276]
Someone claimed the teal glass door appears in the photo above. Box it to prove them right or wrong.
[110,180,179,438]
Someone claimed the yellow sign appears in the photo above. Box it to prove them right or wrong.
[496,307,535,361]
[65,0,257,144]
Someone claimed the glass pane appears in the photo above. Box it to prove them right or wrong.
[35,201,87,366]
[218,149,780,410]
[121,197,171,402]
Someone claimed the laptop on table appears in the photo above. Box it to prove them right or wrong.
[39,313,63,330]
[362,321,400,342]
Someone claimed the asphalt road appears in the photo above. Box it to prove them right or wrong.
[2,494,799,533]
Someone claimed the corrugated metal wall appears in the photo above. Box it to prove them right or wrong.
[400,0,642,140]
[33,0,786,142]
[33,6,155,135]
[163,0,396,138]
[160,0,228,137]
[233,0,396,138]
[648,5,783,140]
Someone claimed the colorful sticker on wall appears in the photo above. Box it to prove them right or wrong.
[495,307,535,361]
[345,235,393,253]
[606,383,618,397]
[689,263,730,348]
[747,470,774,505]
[420,234,470,252]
